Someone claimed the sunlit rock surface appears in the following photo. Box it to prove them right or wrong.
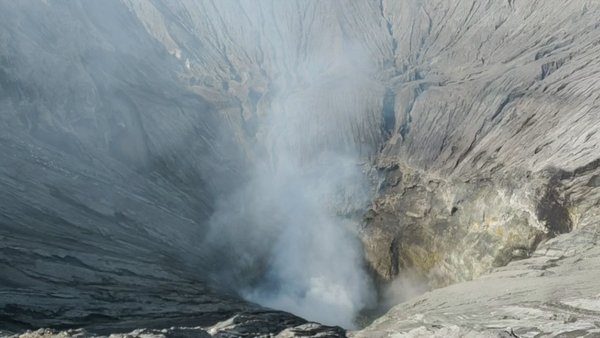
[1,0,600,337]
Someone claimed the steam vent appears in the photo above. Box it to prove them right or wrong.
[2,1,600,337]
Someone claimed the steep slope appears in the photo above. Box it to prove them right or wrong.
[0,0,386,334]
[1,0,600,337]
[364,0,600,289]
[357,0,600,335]
[0,0,333,335]
[1,0,249,333]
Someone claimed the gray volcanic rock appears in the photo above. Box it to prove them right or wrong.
[0,0,323,335]
[0,0,244,333]
[0,0,373,335]
[352,221,600,337]
[1,0,600,337]
[2,313,346,338]
[357,0,600,335]
[362,0,600,292]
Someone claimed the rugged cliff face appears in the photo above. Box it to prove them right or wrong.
[1,0,600,337]
[363,0,600,288]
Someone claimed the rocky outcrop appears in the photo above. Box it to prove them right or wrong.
[363,161,549,287]
[353,214,600,337]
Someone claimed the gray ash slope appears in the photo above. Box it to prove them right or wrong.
[1,1,600,337]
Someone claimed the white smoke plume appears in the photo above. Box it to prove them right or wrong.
[202,39,381,328]
[240,152,374,328]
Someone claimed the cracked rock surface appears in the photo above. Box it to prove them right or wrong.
[1,0,600,337]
